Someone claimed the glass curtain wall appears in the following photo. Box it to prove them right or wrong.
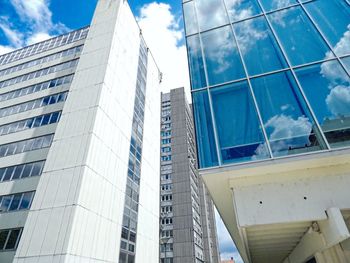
[183,0,350,168]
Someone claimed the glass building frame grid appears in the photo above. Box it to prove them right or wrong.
[183,0,350,168]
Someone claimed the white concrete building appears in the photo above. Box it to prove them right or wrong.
[0,0,161,262]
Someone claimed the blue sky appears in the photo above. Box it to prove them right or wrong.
[0,0,241,261]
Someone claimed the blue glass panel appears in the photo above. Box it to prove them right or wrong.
[268,6,331,66]
[224,0,262,22]
[183,1,198,35]
[201,25,245,85]
[196,0,229,31]
[295,61,350,148]
[305,0,350,56]
[251,71,324,156]
[210,81,269,164]
[192,90,219,168]
[187,35,207,90]
[234,16,287,76]
[342,57,350,73]
[259,0,297,12]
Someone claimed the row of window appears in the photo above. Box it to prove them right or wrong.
[161,147,171,153]
[0,228,22,251]
[161,194,173,201]
[162,123,171,129]
[0,46,82,78]
[161,230,173,238]
[0,27,88,66]
[120,240,135,253]
[186,0,350,89]
[193,58,350,167]
[162,116,171,122]
[161,174,172,181]
[0,91,68,118]
[162,139,171,144]
[160,258,173,263]
[161,155,172,161]
[160,243,173,252]
[0,191,34,213]
[0,134,53,158]
[0,111,61,137]
[0,161,45,183]
[119,41,149,263]
[0,59,78,89]
[0,74,73,103]
[161,184,172,191]
[161,131,171,137]
[161,218,173,225]
[161,206,173,213]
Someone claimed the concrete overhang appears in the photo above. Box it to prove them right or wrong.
[199,148,350,263]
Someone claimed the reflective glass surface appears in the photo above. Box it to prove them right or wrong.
[211,82,269,164]
[234,16,287,76]
[259,0,297,12]
[295,61,350,148]
[187,35,207,89]
[201,25,245,85]
[224,0,261,22]
[251,71,324,156]
[343,56,350,72]
[196,0,229,31]
[192,90,219,167]
[183,1,198,35]
[305,0,350,56]
[268,6,331,66]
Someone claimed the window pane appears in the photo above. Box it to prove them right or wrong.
[3,167,14,181]
[234,16,287,76]
[31,162,43,176]
[202,25,245,85]
[295,61,350,148]
[210,81,269,164]
[12,165,24,180]
[183,1,198,35]
[187,35,207,90]
[0,196,12,212]
[42,135,53,148]
[305,0,350,56]
[251,71,324,156]
[0,230,9,249]
[19,192,33,210]
[224,0,261,22]
[22,163,33,178]
[5,229,20,249]
[196,0,229,31]
[259,0,297,12]
[342,57,350,73]
[9,194,21,211]
[268,6,331,66]
[192,90,219,168]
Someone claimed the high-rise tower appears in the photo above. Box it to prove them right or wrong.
[0,0,161,262]
[183,0,350,262]
[160,88,220,263]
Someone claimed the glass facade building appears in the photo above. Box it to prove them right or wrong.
[183,0,350,168]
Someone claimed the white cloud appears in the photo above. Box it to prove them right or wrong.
[26,32,52,46]
[0,17,24,47]
[0,45,14,56]
[137,2,190,98]
[0,0,69,54]
[10,0,52,31]
[326,85,350,117]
